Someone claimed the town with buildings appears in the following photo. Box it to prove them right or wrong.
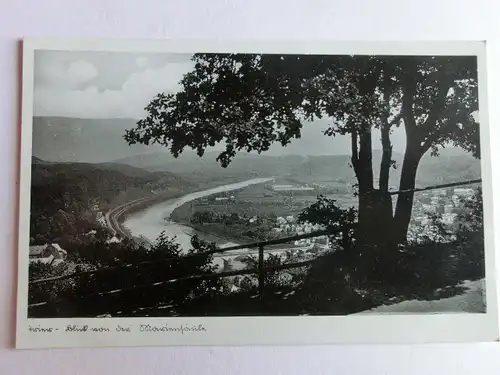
[408,186,477,242]
[273,215,329,249]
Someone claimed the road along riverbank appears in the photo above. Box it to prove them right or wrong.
[104,189,188,246]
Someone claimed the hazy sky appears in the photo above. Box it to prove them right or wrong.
[34,50,408,156]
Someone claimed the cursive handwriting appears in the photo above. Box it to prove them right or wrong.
[29,325,58,333]
[65,325,110,333]
[116,325,131,332]
[140,324,207,334]
[28,323,208,334]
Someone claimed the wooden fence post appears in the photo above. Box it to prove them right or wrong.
[258,244,264,300]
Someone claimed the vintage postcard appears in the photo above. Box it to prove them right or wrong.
[16,38,498,348]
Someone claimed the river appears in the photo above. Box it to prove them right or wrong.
[123,177,275,269]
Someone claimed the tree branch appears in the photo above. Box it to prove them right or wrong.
[401,62,418,140]
[421,67,452,132]
[417,66,454,154]
[420,121,456,153]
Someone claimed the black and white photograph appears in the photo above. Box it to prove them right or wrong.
[16,39,498,348]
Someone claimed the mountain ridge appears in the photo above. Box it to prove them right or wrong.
[111,148,481,189]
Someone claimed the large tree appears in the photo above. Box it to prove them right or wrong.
[125,53,479,246]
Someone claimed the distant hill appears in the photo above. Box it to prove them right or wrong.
[32,116,482,189]
[114,148,482,189]
[287,149,481,188]
[31,158,191,208]
[31,156,52,165]
[32,116,166,163]
[417,151,481,186]
[113,151,311,185]
[82,161,187,186]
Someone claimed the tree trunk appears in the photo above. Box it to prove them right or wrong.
[394,60,423,245]
[374,117,396,248]
[355,125,394,252]
[356,124,372,245]
[379,65,393,195]
[352,68,394,253]
[357,124,373,193]
[379,136,391,193]
[392,61,452,244]
[393,145,423,244]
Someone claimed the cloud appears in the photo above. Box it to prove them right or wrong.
[135,57,149,68]
[37,60,98,89]
[66,61,99,86]
[34,62,193,119]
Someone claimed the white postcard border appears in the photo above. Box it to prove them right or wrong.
[16,38,499,349]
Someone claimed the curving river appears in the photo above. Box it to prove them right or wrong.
[122,177,275,269]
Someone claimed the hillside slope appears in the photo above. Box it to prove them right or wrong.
[29,158,191,244]
[114,148,482,188]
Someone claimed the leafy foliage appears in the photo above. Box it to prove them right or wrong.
[453,188,485,280]
[298,195,357,248]
[28,262,78,308]
[298,196,356,229]
[239,253,294,288]
[28,233,221,318]
[125,54,479,165]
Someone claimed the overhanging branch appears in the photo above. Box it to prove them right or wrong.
[420,67,453,135]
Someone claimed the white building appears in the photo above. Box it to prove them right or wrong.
[272,184,314,192]
[454,188,474,197]
[29,243,67,266]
